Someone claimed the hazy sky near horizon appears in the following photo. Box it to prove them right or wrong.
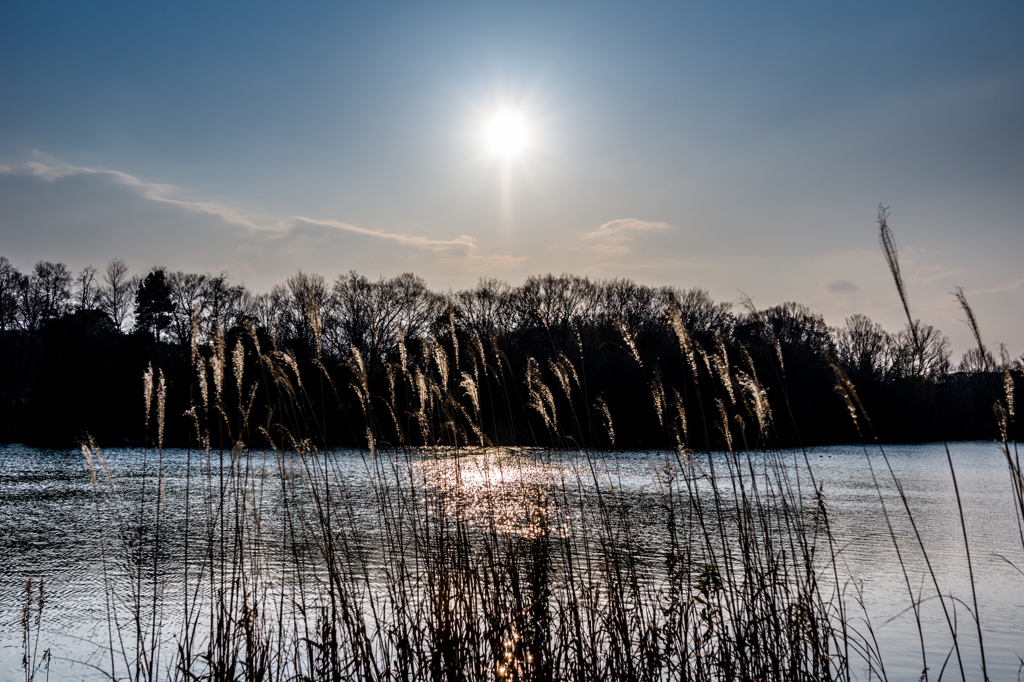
[1,1,1022,357]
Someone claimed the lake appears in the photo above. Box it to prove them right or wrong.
[1,441,1021,681]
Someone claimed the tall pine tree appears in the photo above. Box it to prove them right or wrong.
[134,269,175,339]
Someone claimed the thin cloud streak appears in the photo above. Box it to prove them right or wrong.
[1,160,514,261]
[582,218,670,256]
[293,216,478,252]
[965,275,1024,296]
[2,159,265,231]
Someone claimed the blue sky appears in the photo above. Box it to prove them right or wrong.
[2,1,1022,356]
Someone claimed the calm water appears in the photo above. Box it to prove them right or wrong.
[1,442,1021,680]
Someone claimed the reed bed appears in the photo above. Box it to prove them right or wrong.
[70,317,858,682]
[51,216,1018,682]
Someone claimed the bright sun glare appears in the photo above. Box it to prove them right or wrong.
[483,109,528,159]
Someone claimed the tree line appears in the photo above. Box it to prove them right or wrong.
[0,255,1019,448]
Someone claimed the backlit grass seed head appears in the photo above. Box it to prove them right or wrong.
[197,360,209,410]
[716,398,733,453]
[243,320,261,354]
[526,357,557,430]
[549,359,573,405]
[350,345,367,393]
[433,340,450,387]
[157,369,166,449]
[596,396,615,447]
[268,318,278,351]
[490,333,504,375]
[651,373,665,428]
[349,347,369,412]
[955,287,987,360]
[83,436,113,489]
[265,350,300,401]
[473,334,487,380]
[697,346,714,380]
[733,413,746,439]
[416,408,430,444]
[1001,345,1015,419]
[81,441,97,488]
[737,371,771,434]
[534,306,549,330]
[209,354,224,404]
[713,336,735,404]
[232,339,245,397]
[774,338,785,372]
[835,383,862,438]
[211,320,226,399]
[185,407,201,441]
[558,352,581,389]
[283,351,303,391]
[879,206,916,334]
[672,387,688,444]
[415,366,428,412]
[666,307,700,378]
[460,372,480,416]
[995,401,1009,445]
[397,326,408,370]
[829,360,869,438]
[614,317,643,368]
[143,364,154,430]
[386,365,396,406]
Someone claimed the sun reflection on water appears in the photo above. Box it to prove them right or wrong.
[404,447,609,540]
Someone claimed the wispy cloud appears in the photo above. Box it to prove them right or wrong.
[910,265,966,287]
[3,159,273,232]
[966,275,1024,296]
[582,218,669,256]
[291,216,477,252]
[0,159,525,282]
[822,278,859,294]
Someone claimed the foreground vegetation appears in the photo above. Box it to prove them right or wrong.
[14,212,1024,681]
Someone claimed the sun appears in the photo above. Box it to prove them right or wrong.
[483,109,529,160]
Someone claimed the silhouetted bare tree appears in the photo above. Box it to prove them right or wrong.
[100,258,134,332]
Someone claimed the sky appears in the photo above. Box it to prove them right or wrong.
[1,0,1022,359]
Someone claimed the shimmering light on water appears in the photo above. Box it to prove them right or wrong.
[1,442,1021,680]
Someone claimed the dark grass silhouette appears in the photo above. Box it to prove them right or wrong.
[19,211,1022,681]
